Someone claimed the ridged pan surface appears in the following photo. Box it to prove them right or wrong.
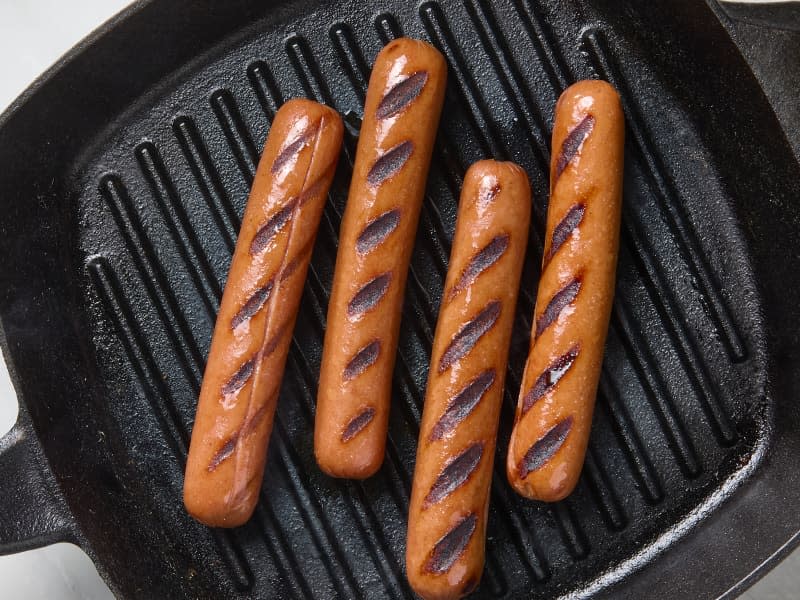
[57,0,768,598]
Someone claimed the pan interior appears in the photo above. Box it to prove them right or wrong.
[63,0,769,597]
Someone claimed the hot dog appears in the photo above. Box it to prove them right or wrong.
[506,80,624,502]
[407,161,531,600]
[184,99,343,527]
[315,38,447,479]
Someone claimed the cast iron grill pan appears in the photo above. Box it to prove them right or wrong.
[2,0,800,598]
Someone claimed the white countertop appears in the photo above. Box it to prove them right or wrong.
[0,2,797,599]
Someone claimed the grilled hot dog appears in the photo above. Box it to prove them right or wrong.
[506,80,624,501]
[315,38,447,479]
[407,161,531,600]
[184,99,343,527]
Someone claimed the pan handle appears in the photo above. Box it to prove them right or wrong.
[0,406,76,555]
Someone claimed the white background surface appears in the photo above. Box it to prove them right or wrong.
[0,1,798,599]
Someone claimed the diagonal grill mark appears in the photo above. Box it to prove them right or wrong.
[342,407,377,442]
[289,156,337,210]
[251,143,336,255]
[222,358,256,396]
[251,201,297,255]
[344,340,381,381]
[555,114,595,180]
[439,301,501,373]
[232,281,274,330]
[519,416,574,478]
[535,278,582,339]
[447,234,509,301]
[424,443,484,507]
[522,346,579,414]
[232,237,315,331]
[376,71,429,119]
[209,437,237,472]
[271,122,320,174]
[356,209,401,254]
[263,320,291,358]
[430,370,496,441]
[240,389,277,438]
[208,390,277,472]
[249,171,330,257]
[280,236,316,284]
[545,203,585,266]
[367,140,414,186]
[348,272,392,317]
[211,390,279,475]
[424,513,478,574]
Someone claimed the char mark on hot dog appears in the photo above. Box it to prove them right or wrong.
[535,277,582,339]
[348,273,393,317]
[447,234,510,302]
[366,140,414,186]
[554,114,595,181]
[343,340,382,381]
[544,203,585,266]
[438,301,501,373]
[518,417,574,478]
[423,443,484,507]
[424,513,478,575]
[355,209,402,255]
[376,71,429,119]
[342,407,377,442]
[521,345,580,414]
[429,369,496,442]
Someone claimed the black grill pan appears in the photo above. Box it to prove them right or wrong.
[1,1,799,598]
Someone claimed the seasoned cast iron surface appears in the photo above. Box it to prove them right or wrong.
[12,0,773,597]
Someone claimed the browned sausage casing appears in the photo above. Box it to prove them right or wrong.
[506,80,624,502]
[407,161,531,600]
[184,99,343,527]
[315,38,447,479]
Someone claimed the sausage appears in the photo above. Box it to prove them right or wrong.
[506,80,624,502]
[407,161,531,600]
[184,99,343,527]
[314,38,447,479]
